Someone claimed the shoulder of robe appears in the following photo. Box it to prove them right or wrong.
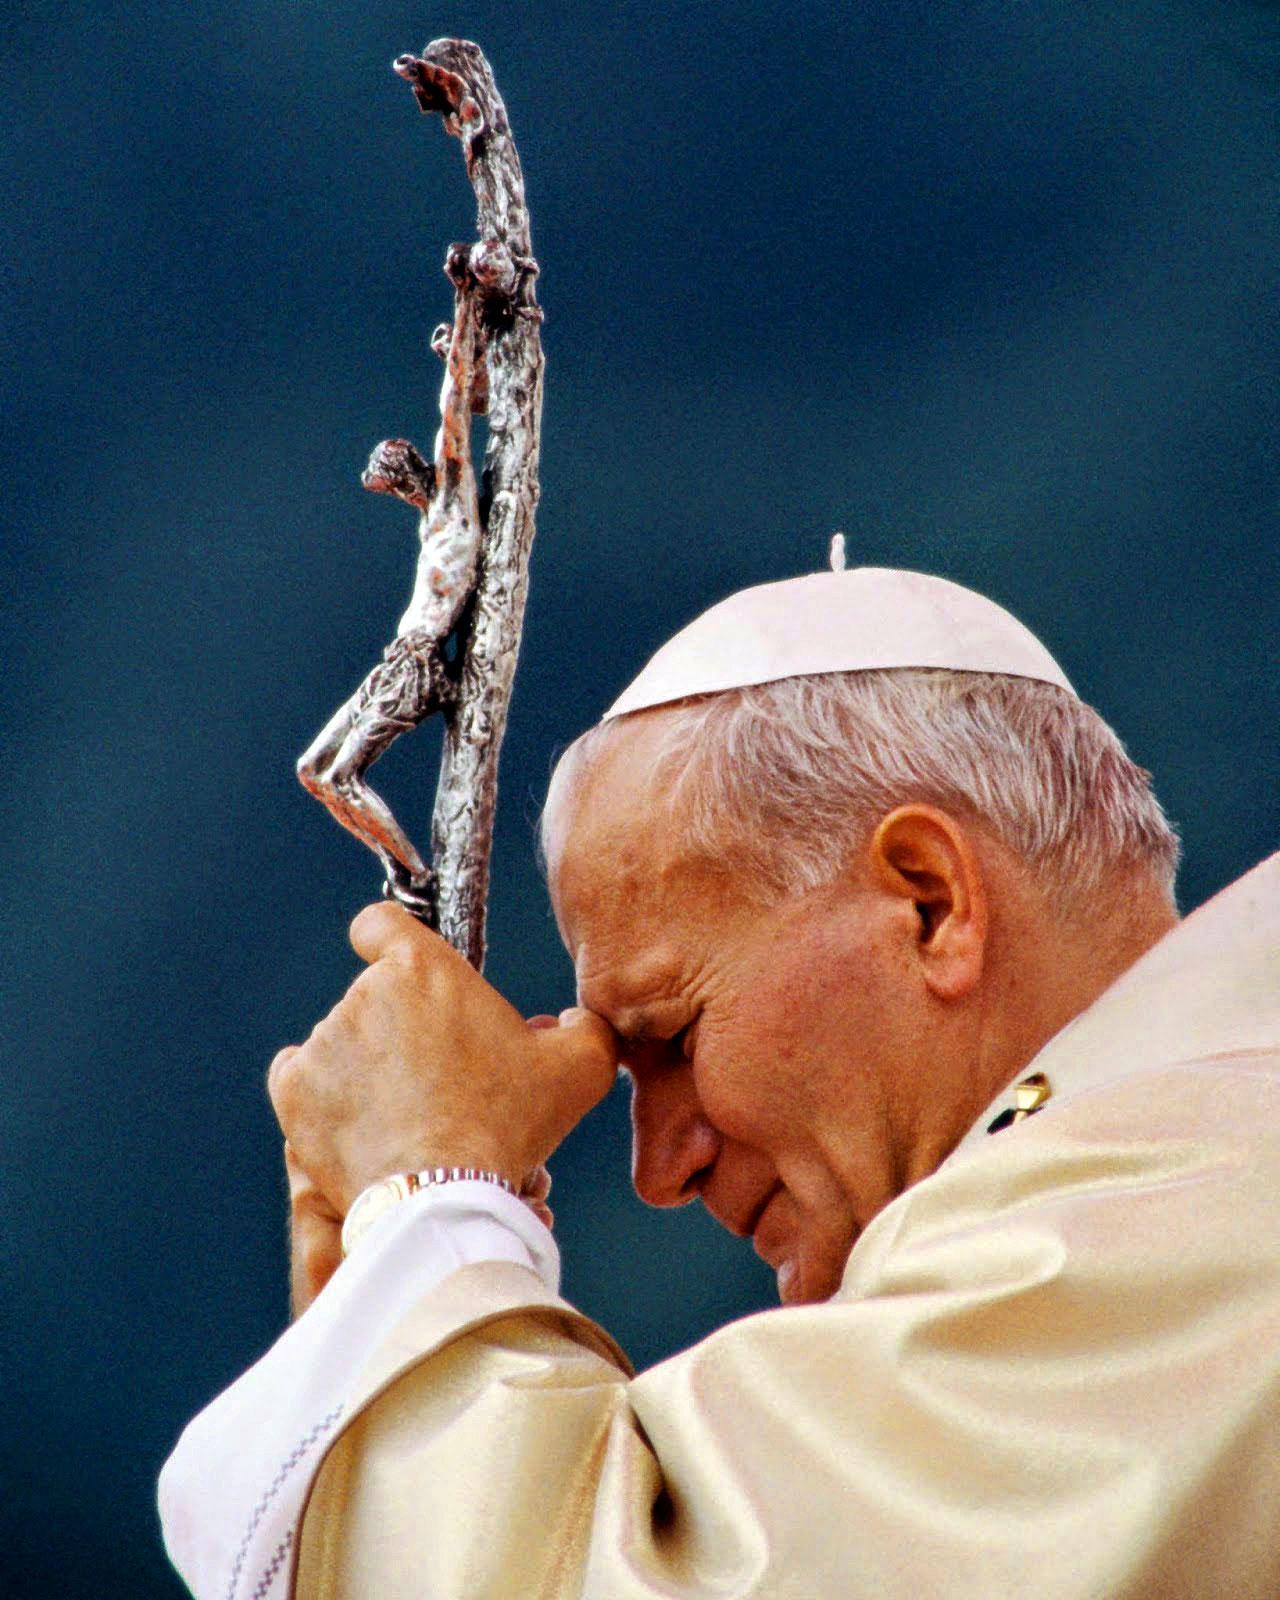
[848,1046,1280,1296]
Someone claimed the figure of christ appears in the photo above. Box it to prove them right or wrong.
[296,239,497,919]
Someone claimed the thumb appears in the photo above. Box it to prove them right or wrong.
[539,1006,617,1117]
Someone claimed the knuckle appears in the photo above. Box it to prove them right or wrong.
[267,1045,297,1100]
[386,927,425,971]
[354,898,424,953]
[386,934,443,997]
[349,900,391,943]
[393,911,440,959]
[267,1044,309,1122]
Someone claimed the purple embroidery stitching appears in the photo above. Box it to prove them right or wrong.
[249,1532,294,1600]
[225,1403,343,1600]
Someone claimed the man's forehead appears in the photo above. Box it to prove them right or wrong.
[549,797,657,925]
[549,715,685,882]
[560,856,697,1033]
[552,822,682,973]
[548,734,713,1018]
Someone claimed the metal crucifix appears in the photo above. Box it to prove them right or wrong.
[297,40,544,970]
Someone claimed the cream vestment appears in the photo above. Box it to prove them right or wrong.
[165,852,1280,1598]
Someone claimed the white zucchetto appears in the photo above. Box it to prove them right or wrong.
[604,566,1075,721]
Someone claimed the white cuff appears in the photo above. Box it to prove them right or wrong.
[159,1181,556,1600]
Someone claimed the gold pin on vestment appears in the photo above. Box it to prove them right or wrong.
[987,1071,1052,1134]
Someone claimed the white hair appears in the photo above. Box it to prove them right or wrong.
[543,670,1180,909]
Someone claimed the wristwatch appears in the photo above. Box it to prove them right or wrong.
[340,1167,518,1258]
[340,1174,419,1258]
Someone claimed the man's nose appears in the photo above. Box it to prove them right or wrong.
[629,1063,721,1208]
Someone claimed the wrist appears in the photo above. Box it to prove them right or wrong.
[340,1166,518,1258]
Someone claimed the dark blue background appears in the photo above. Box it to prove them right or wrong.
[3,2,1276,1594]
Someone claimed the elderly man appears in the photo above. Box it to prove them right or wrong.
[161,567,1280,1599]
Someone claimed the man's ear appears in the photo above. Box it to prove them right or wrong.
[866,805,988,1001]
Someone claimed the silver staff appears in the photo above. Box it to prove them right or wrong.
[298,40,544,970]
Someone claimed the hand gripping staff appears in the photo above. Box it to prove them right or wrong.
[298,40,544,969]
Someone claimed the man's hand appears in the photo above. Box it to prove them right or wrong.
[267,902,617,1219]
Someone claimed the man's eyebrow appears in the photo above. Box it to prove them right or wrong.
[612,1009,657,1045]
[610,1003,681,1046]
[582,965,682,1042]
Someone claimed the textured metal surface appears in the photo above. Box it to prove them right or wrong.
[297,40,544,967]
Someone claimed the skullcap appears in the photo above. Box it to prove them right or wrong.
[604,566,1074,721]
